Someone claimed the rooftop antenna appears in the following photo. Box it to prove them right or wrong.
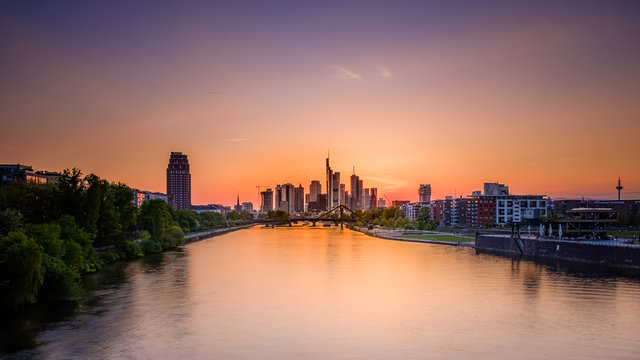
[353,165,355,175]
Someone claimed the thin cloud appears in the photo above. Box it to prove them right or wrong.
[378,66,392,78]
[224,138,250,142]
[331,65,363,81]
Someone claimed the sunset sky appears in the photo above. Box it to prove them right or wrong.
[2,1,639,205]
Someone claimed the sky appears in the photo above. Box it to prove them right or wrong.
[1,0,640,205]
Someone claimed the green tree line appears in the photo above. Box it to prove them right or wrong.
[0,169,228,309]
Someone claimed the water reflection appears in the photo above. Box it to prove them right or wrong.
[2,227,640,359]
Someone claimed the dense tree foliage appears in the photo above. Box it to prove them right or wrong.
[0,169,230,309]
[265,210,290,220]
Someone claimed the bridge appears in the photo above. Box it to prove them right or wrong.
[239,205,362,229]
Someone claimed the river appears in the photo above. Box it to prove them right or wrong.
[2,226,640,359]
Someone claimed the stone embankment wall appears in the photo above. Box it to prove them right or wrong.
[475,235,640,269]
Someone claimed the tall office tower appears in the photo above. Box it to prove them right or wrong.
[166,152,191,210]
[260,188,274,213]
[419,184,432,204]
[308,180,321,202]
[275,183,295,214]
[339,183,346,206]
[294,184,305,214]
[369,188,378,209]
[350,173,362,210]
[358,179,364,210]
[364,189,371,211]
[484,182,509,196]
[326,157,334,211]
[331,172,340,209]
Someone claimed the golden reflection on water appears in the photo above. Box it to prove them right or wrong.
[178,227,640,359]
[30,226,640,359]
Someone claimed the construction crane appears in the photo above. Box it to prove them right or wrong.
[256,185,269,211]
[383,193,392,207]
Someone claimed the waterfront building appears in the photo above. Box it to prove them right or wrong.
[403,202,429,221]
[419,184,431,204]
[431,198,452,226]
[0,164,49,185]
[339,183,346,206]
[392,200,410,207]
[484,182,509,196]
[378,198,386,208]
[241,202,254,213]
[132,189,169,207]
[260,188,274,213]
[166,152,191,210]
[191,204,225,215]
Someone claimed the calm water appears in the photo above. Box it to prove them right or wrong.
[3,227,640,359]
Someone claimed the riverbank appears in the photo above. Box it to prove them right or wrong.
[353,226,475,247]
[476,234,640,270]
[184,224,254,244]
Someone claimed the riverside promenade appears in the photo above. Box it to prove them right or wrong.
[354,227,475,247]
[184,224,254,244]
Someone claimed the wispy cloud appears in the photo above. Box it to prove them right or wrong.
[378,66,392,78]
[331,65,363,81]
[224,138,250,142]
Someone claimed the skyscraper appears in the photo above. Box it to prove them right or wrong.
[166,152,191,210]
[419,184,431,204]
[260,188,273,213]
[326,157,333,211]
[294,184,305,214]
[276,183,295,214]
[325,157,340,210]
[350,173,362,210]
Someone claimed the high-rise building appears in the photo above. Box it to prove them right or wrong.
[369,188,378,209]
[260,188,273,213]
[484,182,509,196]
[325,157,341,210]
[309,180,321,202]
[419,184,431,204]
[294,184,305,214]
[378,197,386,208]
[166,152,191,210]
[350,173,362,210]
[276,183,295,214]
[326,157,334,211]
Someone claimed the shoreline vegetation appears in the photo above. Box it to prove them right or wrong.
[0,169,250,311]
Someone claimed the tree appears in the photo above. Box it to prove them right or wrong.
[139,199,172,240]
[26,223,64,258]
[112,183,138,235]
[416,207,431,222]
[0,232,44,307]
[265,210,289,220]
[57,168,85,221]
[426,220,438,231]
[0,208,23,236]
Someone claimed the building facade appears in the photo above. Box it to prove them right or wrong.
[419,184,431,204]
[166,152,191,210]
[260,188,274,213]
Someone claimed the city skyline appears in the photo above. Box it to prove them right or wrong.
[2,1,640,204]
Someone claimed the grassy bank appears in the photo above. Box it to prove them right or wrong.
[399,234,475,242]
